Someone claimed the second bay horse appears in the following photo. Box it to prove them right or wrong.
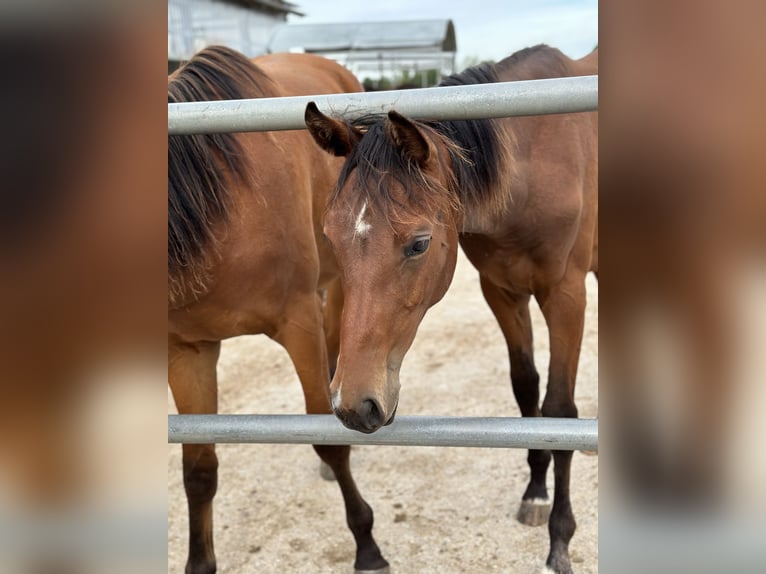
[305,45,598,574]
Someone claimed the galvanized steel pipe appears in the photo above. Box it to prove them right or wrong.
[168,75,598,135]
[168,415,598,452]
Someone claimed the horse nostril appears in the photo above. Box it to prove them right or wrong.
[333,398,386,433]
[361,398,384,430]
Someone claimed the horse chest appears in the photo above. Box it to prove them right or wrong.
[459,233,567,295]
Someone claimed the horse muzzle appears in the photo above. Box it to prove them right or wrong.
[334,396,389,433]
[330,363,401,433]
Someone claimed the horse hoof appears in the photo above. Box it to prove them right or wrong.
[517,498,551,526]
[541,560,573,574]
[579,449,598,456]
[185,559,216,574]
[319,461,336,481]
[355,567,390,574]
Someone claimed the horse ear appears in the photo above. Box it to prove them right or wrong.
[385,110,432,166]
[305,102,361,157]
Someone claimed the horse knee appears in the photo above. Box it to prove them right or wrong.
[183,450,218,501]
[507,351,540,417]
[541,396,578,419]
[512,371,541,415]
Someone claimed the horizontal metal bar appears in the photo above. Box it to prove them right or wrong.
[168,415,598,451]
[168,75,598,135]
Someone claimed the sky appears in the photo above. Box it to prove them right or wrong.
[286,0,598,66]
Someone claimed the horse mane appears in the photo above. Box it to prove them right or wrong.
[434,61,507,219]
[331,45,572,229]
[168,46,275,306]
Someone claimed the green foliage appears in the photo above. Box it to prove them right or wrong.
[362,68,439,90]
[362,75,394,90]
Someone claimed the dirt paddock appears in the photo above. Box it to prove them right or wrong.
[168,250,598,573]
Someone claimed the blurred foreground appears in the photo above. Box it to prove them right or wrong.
[0,4,167,573]
[601,1,766,572]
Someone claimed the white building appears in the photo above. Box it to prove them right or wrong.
[267,20,457,85]
[168,2,457,88]
[168,0,301,70]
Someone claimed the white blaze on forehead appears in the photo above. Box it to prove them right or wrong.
[353,200,371,237]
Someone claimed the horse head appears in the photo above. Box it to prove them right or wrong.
[306,103,461,432]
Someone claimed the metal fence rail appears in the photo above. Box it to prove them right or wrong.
[168,415,598,451]
[167,73,599,451]
[168,74,598,135]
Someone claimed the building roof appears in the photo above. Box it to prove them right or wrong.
[226,0,303,17]
[267,19,456,54]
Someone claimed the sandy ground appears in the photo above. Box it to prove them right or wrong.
[168,250,598,573]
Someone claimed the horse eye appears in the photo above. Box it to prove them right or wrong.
[405,237,431,257]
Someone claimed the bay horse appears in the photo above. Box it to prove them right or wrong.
[305,45,597,574]
[168,46,388,574]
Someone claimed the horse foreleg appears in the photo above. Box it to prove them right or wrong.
[273,294,389,574]
[536,273,587,574]
[479,277,552,526]
[169,340,221,574]
[319,276,345,481]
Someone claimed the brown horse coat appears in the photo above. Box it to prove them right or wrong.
[306,45,597,574]
[168,47,388,574]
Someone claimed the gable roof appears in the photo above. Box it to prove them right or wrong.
[267,19,456,54]
[225,0,303,16]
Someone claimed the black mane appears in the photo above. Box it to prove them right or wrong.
[330,45,573,226]
[167,46,274,304]
[434,62,504,209]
